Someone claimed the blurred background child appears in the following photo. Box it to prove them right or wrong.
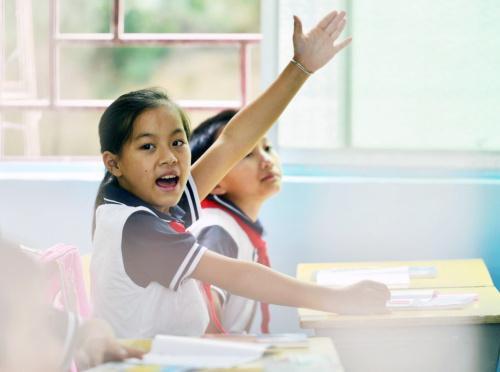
[189,109,282,334]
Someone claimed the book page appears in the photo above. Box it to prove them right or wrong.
[140,335,269,368]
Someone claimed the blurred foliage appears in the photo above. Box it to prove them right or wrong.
[124,0,260,33]
[55,0,260,97]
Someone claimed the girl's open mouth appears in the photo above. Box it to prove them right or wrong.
[155,175,179,190]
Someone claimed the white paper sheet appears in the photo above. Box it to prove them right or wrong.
[140,335,269,368]
[387,290,478,310]
[316,266,411,288]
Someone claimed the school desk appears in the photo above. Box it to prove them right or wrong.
[297,258,494,289]
[296,261,500,372]
[86,337,344,372]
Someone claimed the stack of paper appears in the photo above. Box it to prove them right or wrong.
[387,290,478,310]
[408,266,438,278]
[140,335,269,368]
[316,267,411,288]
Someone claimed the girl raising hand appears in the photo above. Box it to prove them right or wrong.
[91,10,388,338]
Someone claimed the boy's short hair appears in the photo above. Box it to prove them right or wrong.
[190,109,237,164]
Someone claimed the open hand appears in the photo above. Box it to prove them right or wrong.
[293,10,352,73]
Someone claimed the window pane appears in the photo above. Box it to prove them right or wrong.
[351,0,500,151]
[275,0,348,150]
[59,46,246,101]
[59,0,111,33]
[38,111,101,156]
[124,0,260,33]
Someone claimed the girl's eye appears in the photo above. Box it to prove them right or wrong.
[172,139,186,147]
[245,152,253,158]
[264,144,273,152]
[141,143,155,151]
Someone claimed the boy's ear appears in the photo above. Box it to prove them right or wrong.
[211,184,227,196]
[102,151,122,177]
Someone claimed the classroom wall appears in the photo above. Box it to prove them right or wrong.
[261,176,500,332]
[1,164,499,333]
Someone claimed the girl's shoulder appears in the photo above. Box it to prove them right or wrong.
[96,203,158,228]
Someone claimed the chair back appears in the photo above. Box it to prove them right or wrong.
[39,243,92,318]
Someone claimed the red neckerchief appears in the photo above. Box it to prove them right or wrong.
[168,220,187,233]
[202,198,271,334]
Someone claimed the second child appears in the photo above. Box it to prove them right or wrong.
[189,110,281,334]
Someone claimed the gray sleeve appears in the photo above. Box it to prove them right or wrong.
[196,226,239,259]
[122,211,204,291]
[196,226,239,305]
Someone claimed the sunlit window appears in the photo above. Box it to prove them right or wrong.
[266,0,500,169]
[0,0,260,158]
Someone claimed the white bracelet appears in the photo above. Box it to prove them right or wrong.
[291,59,312,76]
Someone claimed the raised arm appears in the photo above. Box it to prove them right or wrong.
[191,10,352,200]
[191,251,390,315]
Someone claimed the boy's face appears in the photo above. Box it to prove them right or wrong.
[108,105,190,213]
[217,137,282,208]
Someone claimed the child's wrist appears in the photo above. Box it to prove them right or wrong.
[319,287,344,313]
[290,58,313,76]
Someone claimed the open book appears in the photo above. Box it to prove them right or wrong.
[140,335,270,368]
[387,289,478,310]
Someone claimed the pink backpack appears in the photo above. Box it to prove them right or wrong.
[39,243,92,319]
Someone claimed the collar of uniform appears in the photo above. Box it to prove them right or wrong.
[103,180,186,222]
[208,194,264,235]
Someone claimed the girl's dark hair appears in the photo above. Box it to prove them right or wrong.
[190,109,237,164]
[93,88,191,235]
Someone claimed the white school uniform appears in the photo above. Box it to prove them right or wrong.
[91,175,209,338]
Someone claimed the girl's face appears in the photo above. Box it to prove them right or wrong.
[109,105,190,213]
[217,137,282,211]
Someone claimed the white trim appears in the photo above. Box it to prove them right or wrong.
[211,286,227,305]
[170,242,206,290]
[103,197,125,206]
[182,245,207,282]
[212,195,246,220]
[185,175,201,222]
[284,175,500,186]
[279,148,500,171]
